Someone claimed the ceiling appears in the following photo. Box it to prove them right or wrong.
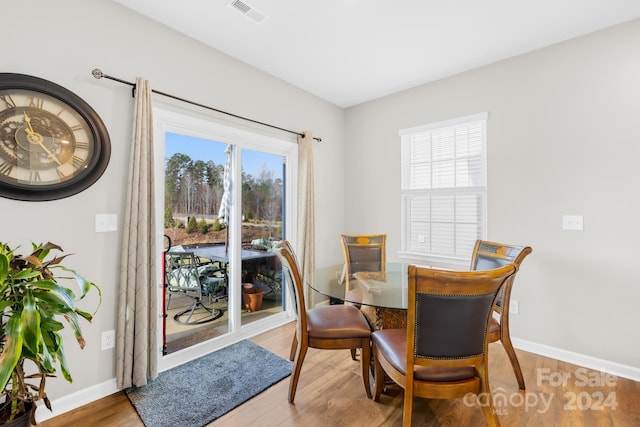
[114,0,640,108]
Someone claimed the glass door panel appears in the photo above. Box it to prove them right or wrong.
[163,133,230,354]
[162,133,287,353]
[240,148,285,327]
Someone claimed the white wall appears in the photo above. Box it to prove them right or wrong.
[4,0,345,414]
[345,19,640,370]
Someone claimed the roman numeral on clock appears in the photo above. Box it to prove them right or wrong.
[72,155,86,169]
[0,94,16,109]
[29,97,44,109]
[0,160,14,176]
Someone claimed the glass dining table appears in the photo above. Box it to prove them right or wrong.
[307,262,411,329]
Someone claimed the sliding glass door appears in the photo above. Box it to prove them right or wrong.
[239,148,285,328]
[163,134,231,353]
[154,106,296,367]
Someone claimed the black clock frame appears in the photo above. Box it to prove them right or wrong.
[0,73,111,201]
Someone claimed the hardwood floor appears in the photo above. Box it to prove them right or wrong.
[41,322,640,426]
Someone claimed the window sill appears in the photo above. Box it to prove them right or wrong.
[397,251,469,270]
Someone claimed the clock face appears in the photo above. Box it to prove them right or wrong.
[0,73,110,201]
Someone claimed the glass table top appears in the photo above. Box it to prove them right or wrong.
[307,262,409,310]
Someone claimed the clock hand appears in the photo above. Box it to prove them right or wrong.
[22,113,62,166]
[36,140,63,166]
[23,112,36,135]
[33,139,62,166]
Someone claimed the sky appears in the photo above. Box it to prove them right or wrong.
[164,132,283,178]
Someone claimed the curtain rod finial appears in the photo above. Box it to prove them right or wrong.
[92,69,104,79]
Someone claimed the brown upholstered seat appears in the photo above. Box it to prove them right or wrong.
[470,239,533,390]
[372,264,517,427]
[273,240,372,403]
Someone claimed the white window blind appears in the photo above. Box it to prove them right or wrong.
[400,113,487,263]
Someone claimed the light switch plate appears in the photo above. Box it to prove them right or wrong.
[562,215,583,231]
[95,214,117,232]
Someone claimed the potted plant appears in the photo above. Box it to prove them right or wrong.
[0,242,101,426]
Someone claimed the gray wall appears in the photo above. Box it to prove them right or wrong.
[345,19,640,368]
[4,0,345,403]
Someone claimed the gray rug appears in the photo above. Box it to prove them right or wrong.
[126,340,291,427]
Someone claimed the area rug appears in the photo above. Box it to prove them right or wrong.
[126,340,291,427]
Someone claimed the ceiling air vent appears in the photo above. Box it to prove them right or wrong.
[228,0,267,24]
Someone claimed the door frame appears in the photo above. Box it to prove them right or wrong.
[153,104,298,372]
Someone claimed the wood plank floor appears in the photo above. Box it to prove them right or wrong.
[41,322,640,426]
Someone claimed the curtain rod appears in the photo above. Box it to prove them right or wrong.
[91,68,322,142]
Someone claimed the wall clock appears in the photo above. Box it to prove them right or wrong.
[0,73,111,201]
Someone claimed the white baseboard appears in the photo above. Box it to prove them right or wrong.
[512,337,640,382]
[35,378,120,424]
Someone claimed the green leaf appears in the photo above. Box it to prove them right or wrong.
[0,252,8,283]
[0,314,24,391]
[0,300,13,312]
[56,342,72,383]
[42,330,62,355]
[75,309,93,323]
[21,291,42,356]
[63,311,85,348]
[38,336,56,374]
[32,280,77,310]
[39,316,65,333]
[32,289,75,315]
[12,269,40,280]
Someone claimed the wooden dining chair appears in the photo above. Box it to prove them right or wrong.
[470,239,533,390]
[339,234,387,289]
[339,234,386,358]
[273,240,373,402]
[371,264,517,427]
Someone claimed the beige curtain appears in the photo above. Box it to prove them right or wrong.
[115,78,158,388]
[297,131,315,307]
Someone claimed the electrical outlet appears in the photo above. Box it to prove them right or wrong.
[510,300,519,314]
[101,330,115,350]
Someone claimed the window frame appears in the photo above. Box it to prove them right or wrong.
[398,112,488,266]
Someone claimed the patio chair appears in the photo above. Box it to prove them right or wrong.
[165,251,225,324]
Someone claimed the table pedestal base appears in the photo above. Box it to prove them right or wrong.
[361,306,407,330]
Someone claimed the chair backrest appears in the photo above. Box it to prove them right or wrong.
[470,240,532,270]
[339,234,386,284]
[469,240,532,312]
[273,240,305,320]
[407,264,517,368]
[165,251,204,296]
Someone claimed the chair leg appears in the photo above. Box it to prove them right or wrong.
[360,339,372,398]
[165,292,172,310]
[289,333,298,362]
[288,340,308,403]
[402,383,413,427]
[477,361,501,427]
[372,344,385,402]
[501,333,525,390]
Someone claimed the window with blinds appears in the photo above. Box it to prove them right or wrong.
[399,113,487,264]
